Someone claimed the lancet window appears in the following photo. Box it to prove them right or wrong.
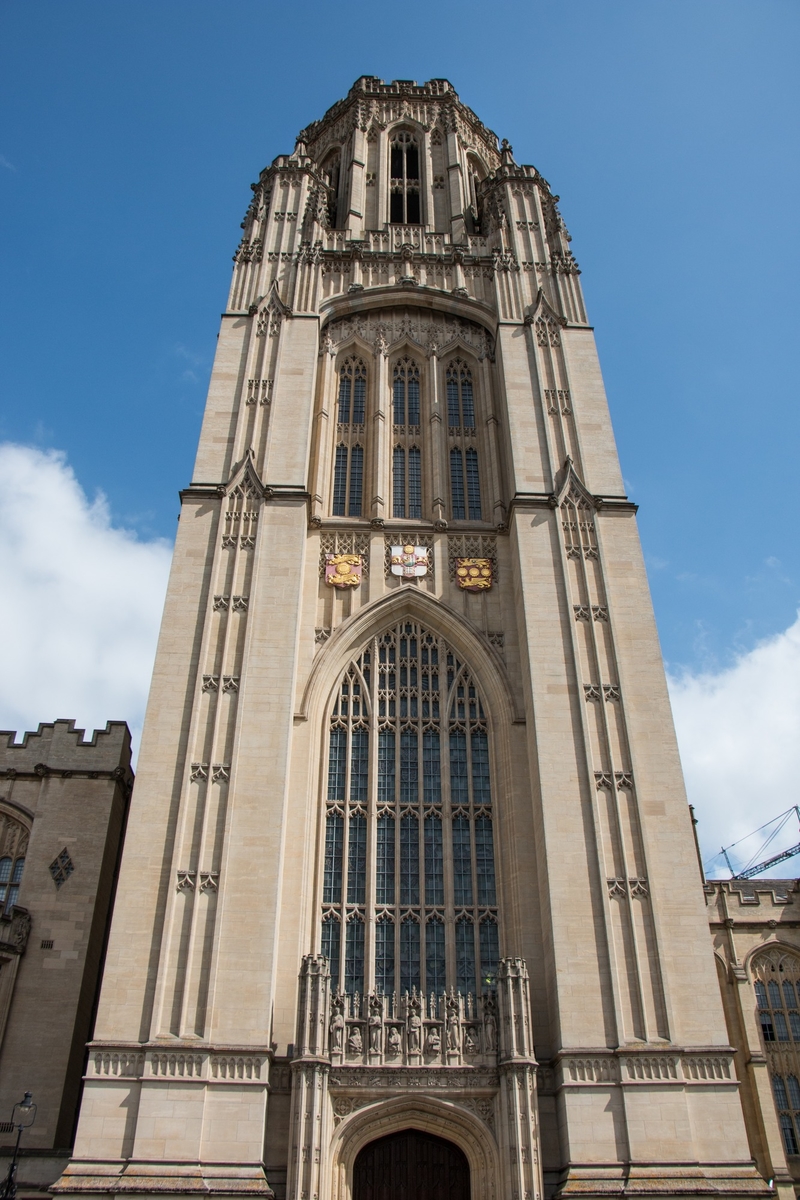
[321,621,499,1001]
[0,855,24,914]
[447,361,481,521]
[389,131,421,225]
[392,357,422,520]
[753,949,800,1156]
[332,358,366,517]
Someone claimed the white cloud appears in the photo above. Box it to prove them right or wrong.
[668,614,800,877]
[0,444,172,756]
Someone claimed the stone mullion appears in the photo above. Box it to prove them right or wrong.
[149,497,229,1039]
[178,528,248,1038]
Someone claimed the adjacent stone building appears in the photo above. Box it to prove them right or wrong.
[0,720,133,1196]
[47,76,786,1200]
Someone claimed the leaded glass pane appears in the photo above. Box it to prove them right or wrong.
[378,731,395,802]
[11,858,23,885]
[426,917,446,994]
[400,731,418,803]
[349,445,363,516]
[375,918,394,994]
[407,376,420,425]
[0,858,11,885]
[408,448,421,519]
[350,730,369,802]
[322,916,341,986]
[453,815,473,907]
[461,377,474,426]
[479,917,499,990]
[423,731,440,803]
[449,730,468,806]
[450,449,465,519]
[475,816,496,906]
[466,448,481,520]
[761,1013,776,1041]
[424,815,444,905]
[471,731,490,805]
[376,815,395,905]
[323,814,343,903]
[780,1113,798,1155]
[769,980,782,1006]
[328,730,346,801]
[347,815,366,904]
[345,917,364,995]
[789,1076,800,1109]
[755,981,768,1008]
[785,980,798,1008]
[456,917,476,995]
[393,377,405,425]
[400,917,420,994]
[790,1012,800,1040]
[775,1075,790,1109]
[338,373,351,424]
[332,445,348,516]
[352,372,366,424]
[776,1011,790,1041]
[400,814,420,906]
[447,377,459,427]
[393,446,405,517]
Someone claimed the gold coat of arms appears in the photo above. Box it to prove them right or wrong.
[455,558,493,591]
[390,544,429,579]
[325,554,363,589]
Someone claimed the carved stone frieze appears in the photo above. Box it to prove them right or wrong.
[323,309,494,363]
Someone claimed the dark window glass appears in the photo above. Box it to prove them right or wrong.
[475,816,496,905]
[400,814,420,906]
[376,815,395,905]
[408,448,421,519]
[391,145,403,178]
[755,981,768,1008]
[423,731,440,804]
[400,917,420,994]
[328,730,346,800]
[406,144,419,179]
[769,980,782,1006]
[347,814,367,904]
[449,730,469,806]
[471,731,490,805]
[393,447,405,518]
[352,373,366,424]
[780,1113,798,1156]
[479,917,499,990]
[424,814,444,905]
[375,918,394,994]
[790,1012,800,1040]
[789,1076,800,1108]
[350,730,368,801]
[426,917,446,994]
[407,376,420,425]
[466,449,481,520]
[453,815,473,907]
[456,917,476,995]
[378,731,395,802]
[776,1011,790,1041]
[323,814,344,903]
[400,731,418,803]
[406,192,421,224]
[393,377,405,425]
[345,916,364,995]
[450,449,465,519]
[11,859,23,884]
[761,1013,776,1041]
[332,445,348,516]
[390,191,404,223]
[447,378,460,427]
[338,372,351,424]
[322,916,341,986]
[349,446,363,517]
[0,858,10,884]
[774,1076,790,1109]
[461,377,474,426]
[785,980,798,1008]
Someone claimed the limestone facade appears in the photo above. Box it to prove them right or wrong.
[0,720,133,1196]
[54,77,772,1200]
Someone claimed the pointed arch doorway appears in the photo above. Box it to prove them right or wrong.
[352,1129,470,1200]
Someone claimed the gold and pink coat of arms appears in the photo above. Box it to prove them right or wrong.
[325,554,363,589]
[390,544,429,579]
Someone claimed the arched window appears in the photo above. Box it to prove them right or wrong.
[321,621,499,1001]
[390,131,421,225]
[0,855,24,913]
[332,358,367,517]
[446,361,482,521]
[754,949,800,1156]
[392,358,422,519]
[320,148,342,228]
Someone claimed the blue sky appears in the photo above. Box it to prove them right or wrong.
[1,0,798,674]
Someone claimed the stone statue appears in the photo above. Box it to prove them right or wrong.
[347,1024,362,1055]
[386,1025,401,1056]
[368,995,382,1054]
[425,1026,441,1055]
[329,996,344,1053]
[484,1000,497,1052]
[447,999,460,1051]
[407,1002,422,1052]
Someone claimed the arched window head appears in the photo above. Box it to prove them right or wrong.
[0,852,25,913]
[337,358,367,426]
[393,358,422,519]
[390,131,421,225]
[332,358,367,517]
[393,358,420,427]
[466,155,487,234]
[446,360,475,432]
[320,622,498,1005]
[753,948,800,1155]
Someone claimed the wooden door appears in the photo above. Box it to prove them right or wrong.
[353,1129,470,1200]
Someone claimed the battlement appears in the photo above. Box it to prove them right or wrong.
[0,718,132,781]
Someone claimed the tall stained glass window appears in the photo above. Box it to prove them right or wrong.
[321,622,499,999]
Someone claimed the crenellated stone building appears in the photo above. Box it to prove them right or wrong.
[51,77,777,1200]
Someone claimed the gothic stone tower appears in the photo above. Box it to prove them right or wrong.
[56,78,769,1200]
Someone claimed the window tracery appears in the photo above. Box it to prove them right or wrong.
[753,948,800,1156]
[321,621,499,1001]
[0,855,24,914]
[332,358,367,517]
[390,131,421,225]
[392,358,422,519]
[446,361,482,521]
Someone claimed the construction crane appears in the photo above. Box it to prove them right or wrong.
[716,806,800,880]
